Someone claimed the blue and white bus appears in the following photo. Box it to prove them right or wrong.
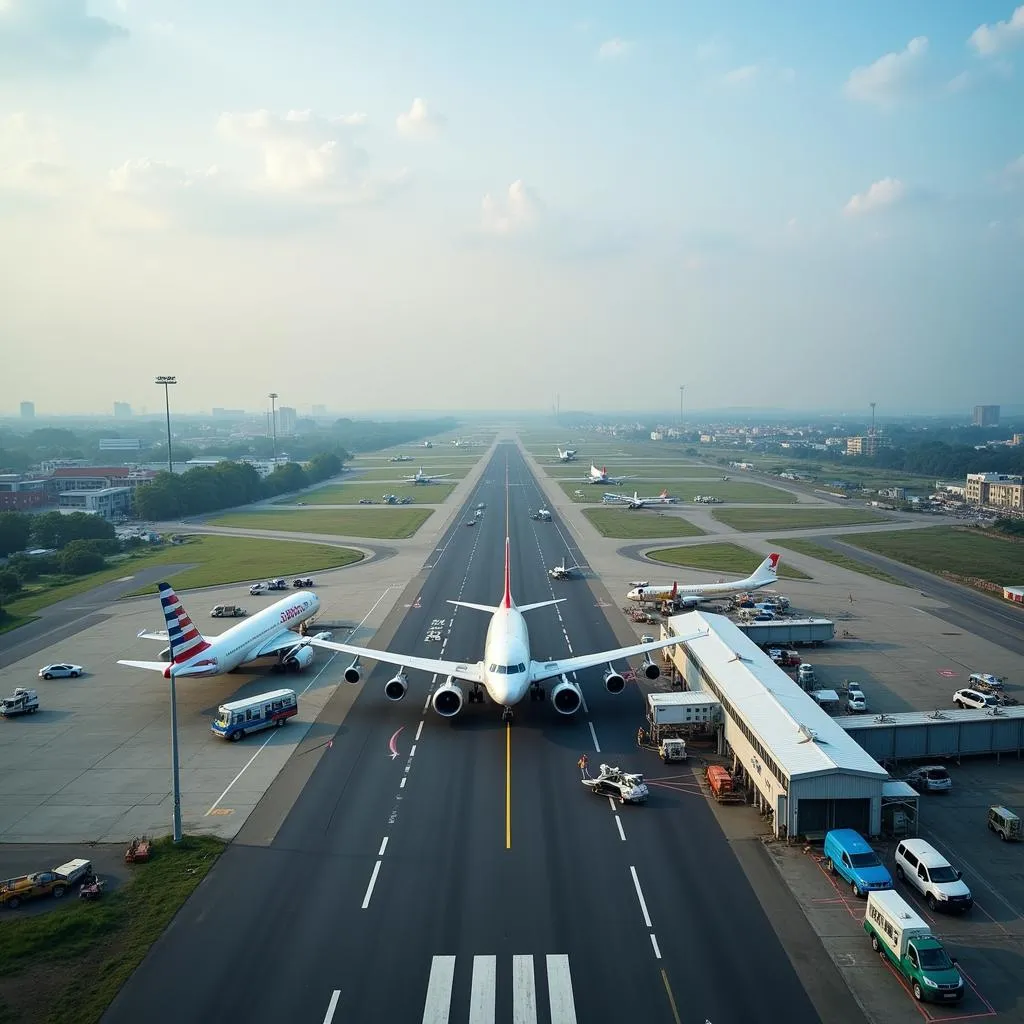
[211,688,298,741]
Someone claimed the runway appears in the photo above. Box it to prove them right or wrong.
[103,443,828,1024]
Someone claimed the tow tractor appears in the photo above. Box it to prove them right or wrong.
[1,688,39,718]
[582,763,649,804]
[658,738,688,763]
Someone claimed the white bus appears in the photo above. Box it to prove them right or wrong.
[211,688,298,741]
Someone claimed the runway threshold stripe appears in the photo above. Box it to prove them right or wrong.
[512,955,538,1024]
[360,860,382,909]
[469,955,496,1024]
[322,989,341,1024]
[546,954,578,1024]
[630,866,653,928]
[421,955,456,1024]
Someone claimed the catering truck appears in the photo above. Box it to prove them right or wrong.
[864,890,964,1004]
[735,618,835,647]
[645,692,721,745]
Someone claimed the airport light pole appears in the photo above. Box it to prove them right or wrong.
[155,376,177,474]
[268,392,279,465]
[679,384,685,428]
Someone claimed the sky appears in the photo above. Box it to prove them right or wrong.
[1,0,1023,417]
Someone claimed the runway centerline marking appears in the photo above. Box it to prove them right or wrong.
[650,933,662,959]
[322,989,341,1024]
[415,719,424,741]
[614,816,626,841]
[506,721,512,849]
[629,865,653,928]
[588,721,601,752]
[378,836,388,856]
[360,860,382,909]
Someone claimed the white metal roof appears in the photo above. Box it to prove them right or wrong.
[669,611,889,782]
[835,706,1024,730]
[647,692,720,709]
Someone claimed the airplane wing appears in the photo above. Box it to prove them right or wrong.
[529,631,705,684]
[252,631,311,659]
[602,492,627,503]
[304,637,484,684]
[137,629,170,642]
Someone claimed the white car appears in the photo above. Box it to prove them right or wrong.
[953,687,997,710]
[846,683,867,713]
[38,663,84,679]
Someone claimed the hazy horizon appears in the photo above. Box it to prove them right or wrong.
[2,2,1022,413]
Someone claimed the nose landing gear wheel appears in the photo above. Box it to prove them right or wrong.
[501,707,514,723]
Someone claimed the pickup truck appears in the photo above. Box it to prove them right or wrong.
[1,858,92,909]
[1,688,39,717]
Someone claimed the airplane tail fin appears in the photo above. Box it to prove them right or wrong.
[156,582,211,664]
[659,490,668,498]
[752,553,781,582]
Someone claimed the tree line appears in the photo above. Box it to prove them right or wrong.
[134,451,344,521]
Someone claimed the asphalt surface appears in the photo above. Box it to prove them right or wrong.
[103,443,834,1024]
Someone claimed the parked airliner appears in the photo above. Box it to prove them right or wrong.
[556,446,578,462]
[309,536,704,721]
[117,583,325,678]
[585,464,632,485]
[603,489,677,509]
[402,467,453,484]
[627,553,781,608]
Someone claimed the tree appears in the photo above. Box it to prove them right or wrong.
[0,568,21,596]
[0,511,31,557]
[30,511,115,550]
[59,540,106,576]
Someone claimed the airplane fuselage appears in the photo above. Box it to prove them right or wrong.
[628,577,771,603]
[171,591,320,677]
[481,606,532,707]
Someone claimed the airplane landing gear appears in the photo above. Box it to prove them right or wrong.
[501,706,514,723]
[528,683,545,702]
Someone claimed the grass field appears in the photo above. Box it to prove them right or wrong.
[712,507,888,532]
[208,507,432,539]
[767,537,906,586]
[840,526,1024,589]
[278,482,456,505]
[582,508,706,539]
[0,835,222,1024]
[646,542,813,579]
[555,480,794,504]
[548,467,727,484]
[0,535,363,624]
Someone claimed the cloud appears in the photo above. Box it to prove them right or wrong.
[844,36,928,106]
[0,113,69,195]
[969,5,1024,56]
[723,64,759,84]
[720,61,795,86]
[396,98,445,140]
[0,0,127,74]
[597,37,633,59]
[481,180,542,235]
[843,177,907,216]
[217,109,383,198]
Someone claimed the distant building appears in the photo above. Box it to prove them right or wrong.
[973,405,1000,427]
[20,401,34,419]
[48,466,156,495]
[879,486,906,500]
[0,474,48,510]
[278,406,297,436]
[1013,434,1024,447]
[113,402,132,418]
[1004,586,1024,605]
[845,435,891,456]
[650,431,664,441]
[99,438,143,451]
[965,472,1024,510]
[58,487,132,520]
[312,404,327,417]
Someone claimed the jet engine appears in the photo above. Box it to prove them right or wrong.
[432,676,464,717]
[384,671,409,702]
[344,658,362,684]
[285,645,316,671]
[312,631,334,641]
[641,654,661,680]
[603,664,625,694]
[551,675,583,715]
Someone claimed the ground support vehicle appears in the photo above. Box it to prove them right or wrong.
[646,692,721,745]
[211,604,247,618]
[988,805,1021,841]
[211,688,298,741]
[658,738,688,763]
[706,765,745,803]
[0,859,90,909]
[582,764,649,804]
[1,688,39,717]
[124,837,152,864]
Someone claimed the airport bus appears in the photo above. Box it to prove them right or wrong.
[211,688,298,741]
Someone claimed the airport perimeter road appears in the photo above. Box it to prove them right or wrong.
[104,444,840,1024]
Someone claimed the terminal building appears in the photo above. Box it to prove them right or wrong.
[663,612,890,839]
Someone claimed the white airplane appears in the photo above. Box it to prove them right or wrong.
[421,441,433,448]
[585,464,632,485]
[117,582,325,678]
[556,446,579,462]
[549,557,584,580]
[308,535,704,721]
[530,507,552,521]
[627,553,781,608]
[402,467,453,485]
[603,489,677,509]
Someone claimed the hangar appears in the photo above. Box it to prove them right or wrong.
[663,612,889,839]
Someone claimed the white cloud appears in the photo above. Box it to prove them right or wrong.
[217,109,375,195]
[723,64,759,84]
[597,37,633,59]
[0,0,127,74]
[969,5,1024,56]
[946,71,972,93]
[720,61,795,86]
[396,98,445,140]
[108,157,214,195]
[695,38,725,62]
[481,180,542,235]
[844,36,928,106]
[0,113,69,194]
[844,178,907,216]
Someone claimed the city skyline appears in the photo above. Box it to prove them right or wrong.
[2,1,1023,412]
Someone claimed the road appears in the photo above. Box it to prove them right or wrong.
[103,443,838,1024]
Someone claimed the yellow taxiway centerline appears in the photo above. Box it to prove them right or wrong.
[506,721,512,849]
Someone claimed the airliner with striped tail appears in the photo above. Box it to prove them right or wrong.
[307,479,706,721]
[117,583,323,678]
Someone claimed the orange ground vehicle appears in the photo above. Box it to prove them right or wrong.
[124,836,152,863]
[706,765,745,803]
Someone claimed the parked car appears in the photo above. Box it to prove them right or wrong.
[904,765,952,794]
[38,664,84,679]
[846,683,867,713]
[824,829,893,897]
[968,672,1005,692]
[894,838,973,914]
[953,687,997,710]
[988,805,1022,842]
[292,578,314,588]
[250,583,268,595]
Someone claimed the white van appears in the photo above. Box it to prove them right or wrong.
[894,838,973,913]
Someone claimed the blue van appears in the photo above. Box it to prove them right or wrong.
[824,829,893,898]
